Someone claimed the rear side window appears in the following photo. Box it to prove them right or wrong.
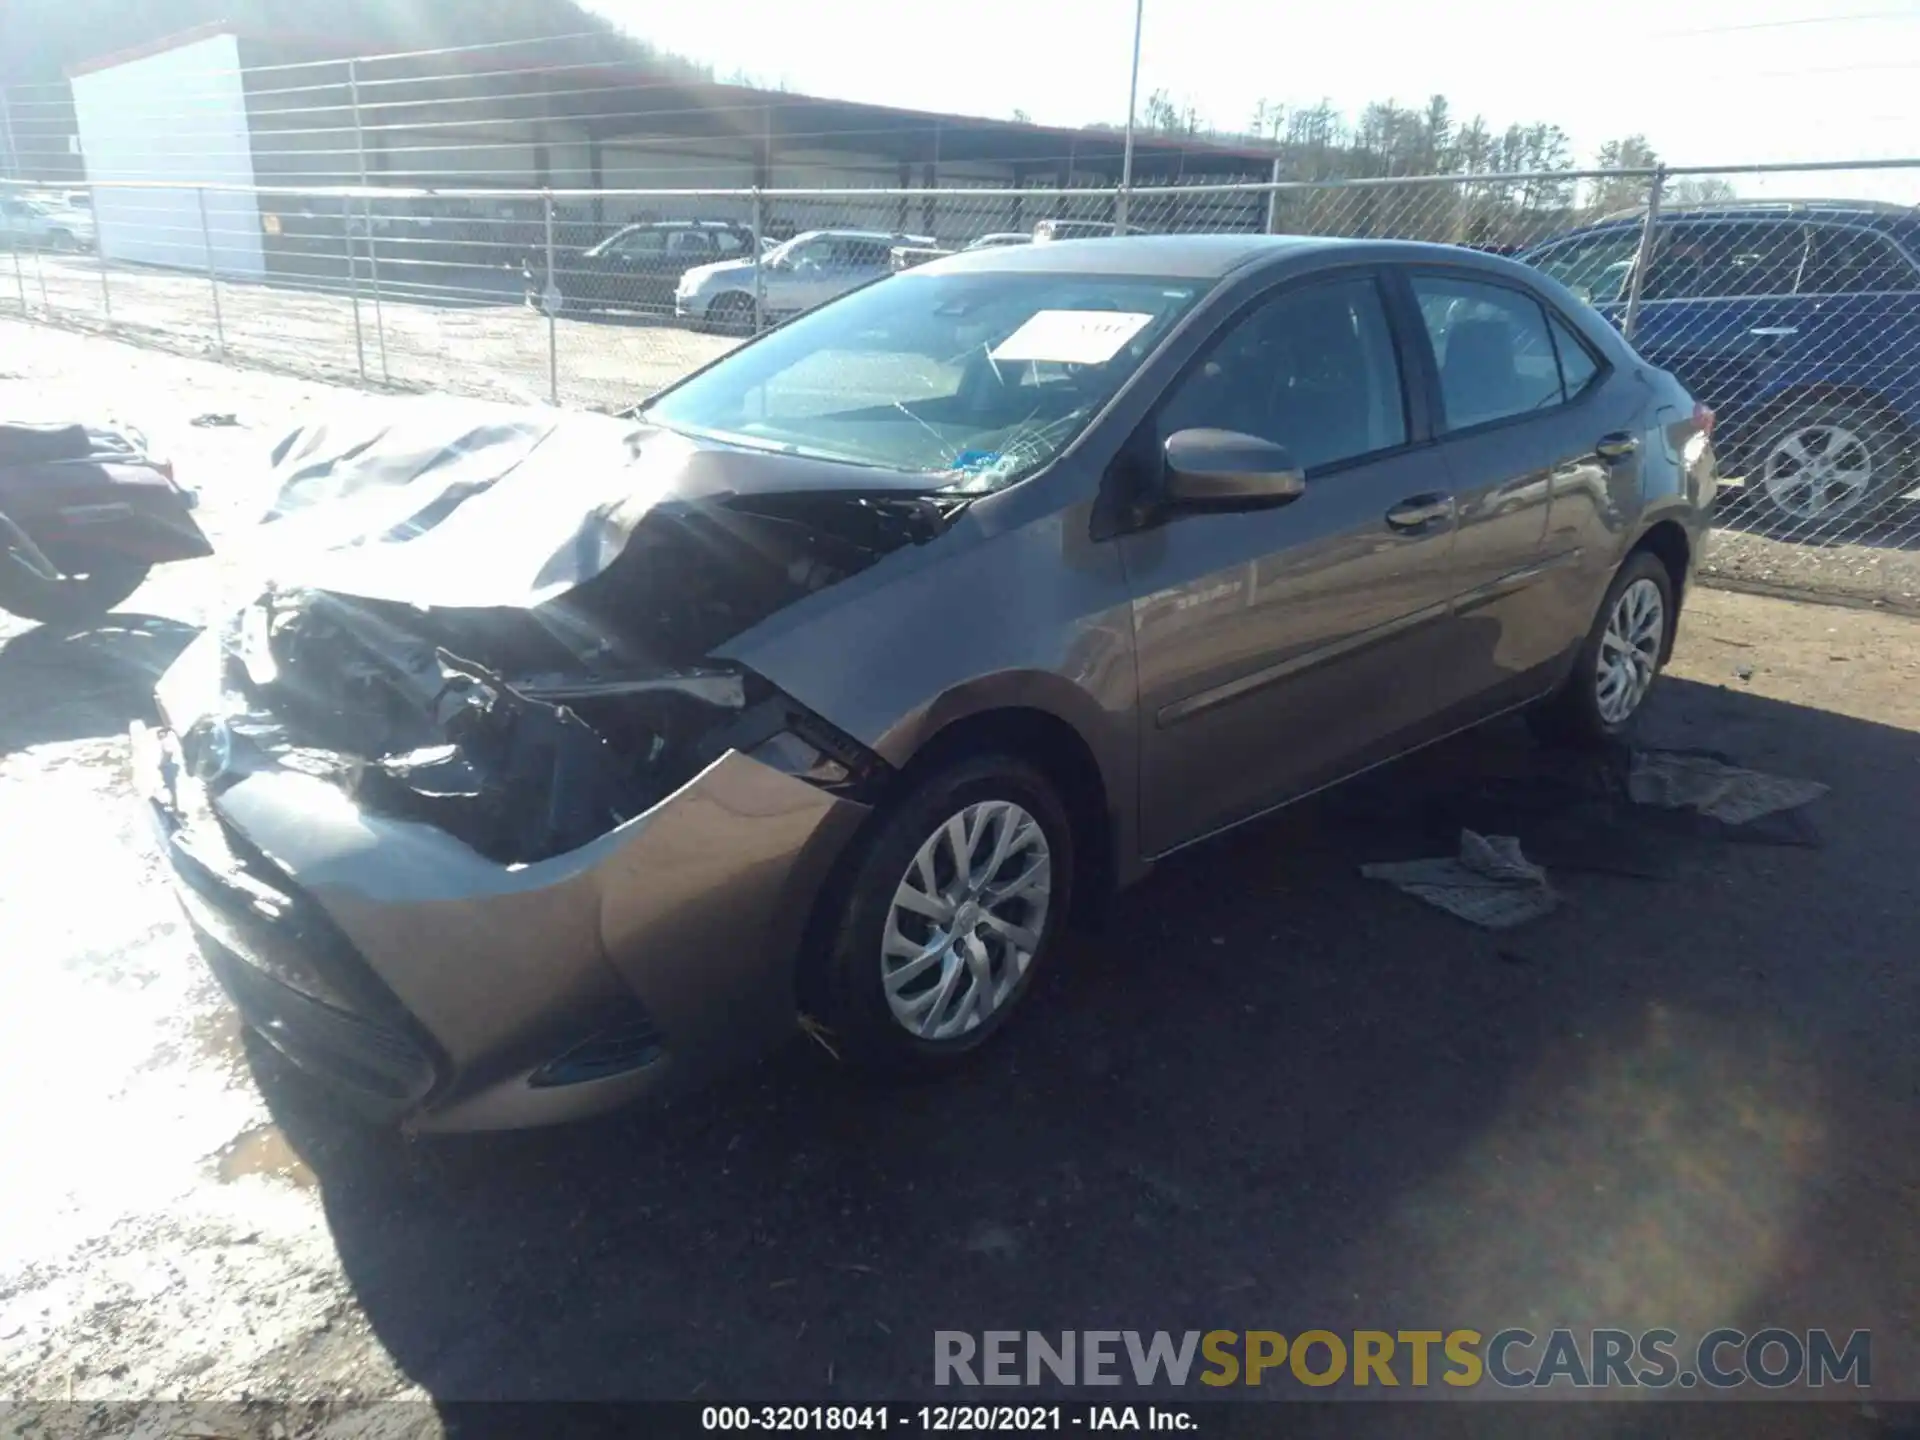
[1642,221,1807,300]
[1548,312,1600,397]
[1412,276,1567,430]
[1798,225,1917,294]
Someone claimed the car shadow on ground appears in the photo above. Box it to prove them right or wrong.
[252,677,1920,1416]
[0,613,196,754]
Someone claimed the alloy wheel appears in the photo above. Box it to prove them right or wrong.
[1595,577,1665,726]
[1759,423,1876,521]
[881,800,1052,1041]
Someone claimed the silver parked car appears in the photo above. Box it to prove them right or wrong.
[0,194,95,251]
[675,227,933,331]
[139,235,1715,1131]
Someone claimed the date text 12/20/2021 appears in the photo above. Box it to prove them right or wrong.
[701,1406,1194,1431]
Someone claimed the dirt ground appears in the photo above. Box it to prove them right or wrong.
[1,321,1918,1431]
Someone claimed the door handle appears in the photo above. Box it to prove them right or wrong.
[1384,494,1454,532]
[1594,433,1640,462]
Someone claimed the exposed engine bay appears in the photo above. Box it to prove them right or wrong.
[190,404,967,863]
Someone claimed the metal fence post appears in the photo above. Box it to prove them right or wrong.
[5,215,23,312]
[92,183,112,325]
[751,186,765,334]
[544,190,558,404]
[348,60,389,385]
[1622,166,1665,343]
[196,186,226,359]
[343,192,368,382]
[1265,158,1283,235]
[28,226,47,310]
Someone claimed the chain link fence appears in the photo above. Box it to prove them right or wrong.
[5,166,1920,607]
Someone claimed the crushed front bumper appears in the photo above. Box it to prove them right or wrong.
[132,702,868,1132]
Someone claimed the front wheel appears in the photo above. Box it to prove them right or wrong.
[1528,550,1674,748]
[706,292,757,336]
[0,555,151,626]
[810,753,1074,1075]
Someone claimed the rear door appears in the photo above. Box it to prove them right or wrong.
[1403,268,1645,716]
[1123,270,1459,855]
[1618,219,1811,445]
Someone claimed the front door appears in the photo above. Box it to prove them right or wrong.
[1123,272,1459,856]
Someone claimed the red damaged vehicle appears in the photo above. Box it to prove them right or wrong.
[0,422,210,624]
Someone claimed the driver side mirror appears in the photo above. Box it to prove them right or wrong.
[1162,429,1306,508]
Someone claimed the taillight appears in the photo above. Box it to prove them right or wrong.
[1693,402,1715,437]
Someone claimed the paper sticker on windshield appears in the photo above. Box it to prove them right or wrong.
[990,310,1154,365]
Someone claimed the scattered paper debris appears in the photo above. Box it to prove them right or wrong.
[1626,751,1828,827]
[1361,830,1559,930]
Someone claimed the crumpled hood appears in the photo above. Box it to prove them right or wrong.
[251,397,949,612]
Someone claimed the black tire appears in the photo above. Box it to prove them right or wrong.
[1747,398,1907,527]
[1528,549,1674,749]
[0,556,150,626]
[708,292,756,336]
[810,752,1075,1075]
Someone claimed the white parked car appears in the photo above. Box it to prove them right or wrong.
[676,228,934,333]
[0,195,95,252]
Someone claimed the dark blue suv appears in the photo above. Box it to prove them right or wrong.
[1523,201,1920,525]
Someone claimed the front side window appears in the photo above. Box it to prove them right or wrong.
[1413,276,1566,430]
[1156,276,1407,471]
[831,239,891,268]
[607,228,667,257]
[1526,231,1640,305]
[775,236,833,268]
[643,270,1204,488]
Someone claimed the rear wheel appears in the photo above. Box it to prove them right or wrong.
[1528,550,1673,748]
[1751,399,1905,526]
[810,753,1074,1074]
[0,555,150,626]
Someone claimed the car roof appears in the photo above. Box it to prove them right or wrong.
[1544,199,1920,244]
[920,234,1596,297]
[794,228,932,242]
[920,233,1370,279]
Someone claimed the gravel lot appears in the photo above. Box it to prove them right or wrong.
[9,250,738,411]
[2,322,1918,1431]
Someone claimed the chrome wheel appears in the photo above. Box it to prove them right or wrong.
[1596,577,1665,726]
[881,800,1052,1041]
[1760,423,1876,520]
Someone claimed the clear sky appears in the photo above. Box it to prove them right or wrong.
[585,0,1920,198]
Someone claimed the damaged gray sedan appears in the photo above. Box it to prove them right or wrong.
[136,236,1714,1130]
